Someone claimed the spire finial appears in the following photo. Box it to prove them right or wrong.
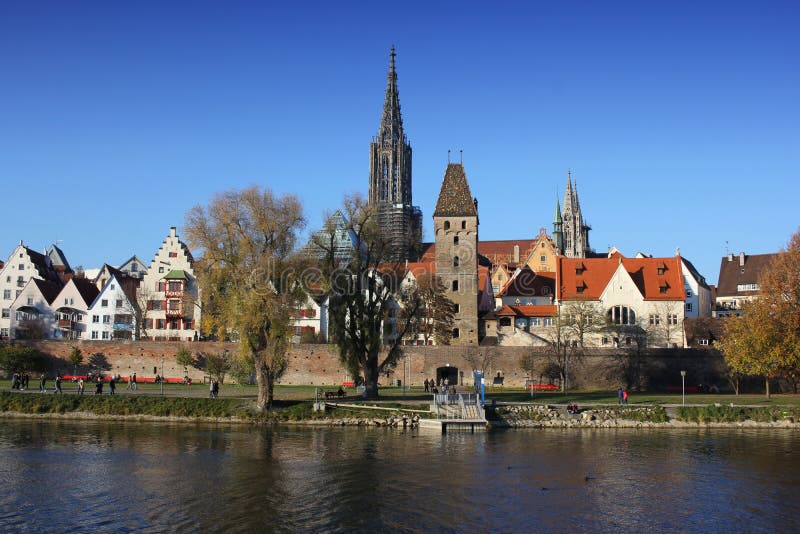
[390,45,396,73]
[447,149,451,163]
[459,149,463,164]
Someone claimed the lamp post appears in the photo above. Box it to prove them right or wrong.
[160,356,164,396]
[680,370,687,407]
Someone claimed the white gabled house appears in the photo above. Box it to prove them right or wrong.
[87,273,139,340]
[8,278,61,339]
[51,278,100,340]
[291,293,328,343]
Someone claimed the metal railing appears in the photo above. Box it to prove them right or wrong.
[432,393,484,421]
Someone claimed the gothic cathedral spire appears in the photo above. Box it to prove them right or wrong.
[560,169,592,258]
[368,47,422,260]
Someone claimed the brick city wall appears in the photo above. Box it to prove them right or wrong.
[17,340,727,390]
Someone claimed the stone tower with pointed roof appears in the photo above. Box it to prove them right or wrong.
[368,47,422,260]
[433,163,479,345]
[560,170,592,258]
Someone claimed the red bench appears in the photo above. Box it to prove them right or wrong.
[527,383,559,391]
[342,381,355,387]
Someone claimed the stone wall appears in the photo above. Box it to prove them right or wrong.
[17,340,728,391]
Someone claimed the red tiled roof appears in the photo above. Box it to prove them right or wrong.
[558,255,684,301]
[419,240,537,264]
[405,261,436,279]
[496,305,558,317]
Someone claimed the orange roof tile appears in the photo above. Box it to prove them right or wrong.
[558,255,685,301]
[496,305,558,317]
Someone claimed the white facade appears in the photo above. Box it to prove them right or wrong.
[8,279,58,339]
[0,243,62,339]
[140,227,201,341]
[681,258,712,318]
[87,275,138,340]
[291,294,328,343]
[118,255,146,279]
[50,279,98,340]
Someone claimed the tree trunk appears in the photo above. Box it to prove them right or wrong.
[765,376,771,399]
[255,357,269,411]
[364,364,380,399]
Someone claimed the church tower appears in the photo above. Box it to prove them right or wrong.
[368,47,422,260]
[433,163,479,345]
[560,170,592,258]
[552,198,563,252]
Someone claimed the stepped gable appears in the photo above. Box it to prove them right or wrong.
[27,248,62,283]
[433,163,477,217]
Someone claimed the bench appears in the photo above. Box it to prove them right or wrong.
[527,383,559,391]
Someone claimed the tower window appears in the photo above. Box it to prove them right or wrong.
[452,280,459,291]
[453,304,460,314]
[453,236,459,245]
[452,328,460,339]
[461,221,466,229]
[453,256,459,267]
[444,221,450,230]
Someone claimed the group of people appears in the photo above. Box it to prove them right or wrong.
[10,372,31,390]
[423,377,452,394]
[617,387,630,405]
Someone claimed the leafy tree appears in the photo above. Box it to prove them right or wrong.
[718,228,800,397]
[184,186,307,410]
[199,350,232,384]
[15,319,48,340]
[67,346,84,374]
[314,196,421,399]
[401,273,455,346]
[0,345,46,374]
[176,346,194,376]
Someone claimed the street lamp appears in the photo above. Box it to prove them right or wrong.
[680,370,687,407]
[160,356,164,396]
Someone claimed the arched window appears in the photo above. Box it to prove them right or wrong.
[607,305,636,325]
[453,256,460,267]
[444,221,451,230]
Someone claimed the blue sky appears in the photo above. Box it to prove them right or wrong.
[1,1,798,285]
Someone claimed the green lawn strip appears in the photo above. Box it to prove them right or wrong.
[676,405,800,423]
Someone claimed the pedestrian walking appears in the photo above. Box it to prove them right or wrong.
[39,374,46,392]
[212,379,219,399]
[423,378,429,392]
[54,375,63,394]
[209,379,216,398]
[77,378,85,395]
[11,373,19,390]
[23,374,29,389]
[109,377,116,395]
[95,379,103,395]
[131,372,137,391]
[617,387,624,405]
[622,390,629,405]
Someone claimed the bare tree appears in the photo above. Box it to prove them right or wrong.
[400,273,455,346]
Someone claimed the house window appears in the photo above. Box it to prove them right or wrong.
[156,319,165,329]
[158,267,165,273]
[444,221,450,230]
[608,305,636,325]
[168,281,182,291]
[0,328,7,338]
[737,283,759,292]
[116,300,123,308]
[27,297,33,306]
[91,331,98,339]
[699,338,709,346]
[530,317,541,327]
[686,303,693,312]
[576,286,585,294]
[102,315,111,324]
[149,300,163,311]
[452,280,459,291]
[686,289,692,298]
[543,317,553,326]
[92,315,99,323]
[169,252,178,258]
[540,255,546,262]
[649,314,661,325]
[602,336,609,345]
[625,337,632,345]
[131,263,138,272]
[575,267,584,275]
[1,309,8,318]
[659,285,668,294]
[102,331,110,340]
[19,264,24,270]
[657,267,665,275]
[64,298,69,305]
[453,256,459,267]
[668,314,678,325]
[454,236,459,245]
[3,290,10,299]
[499,317,511,327]
[101,300,108,307]
[452,328,460,338]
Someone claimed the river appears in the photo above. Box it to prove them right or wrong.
[0,420,797,532]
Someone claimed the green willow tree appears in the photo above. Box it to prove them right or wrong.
[719,228,800,397]
[184,186,307,410]
[314,195,421,399]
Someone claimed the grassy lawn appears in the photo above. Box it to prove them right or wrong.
[483,388,800,406]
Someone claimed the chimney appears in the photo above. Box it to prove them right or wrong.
[169,226,177,238]
[513,245,520,264]
[739,252,745,267]
[727,253,733,262]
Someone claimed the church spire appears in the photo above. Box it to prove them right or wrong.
[378,46,404,144]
